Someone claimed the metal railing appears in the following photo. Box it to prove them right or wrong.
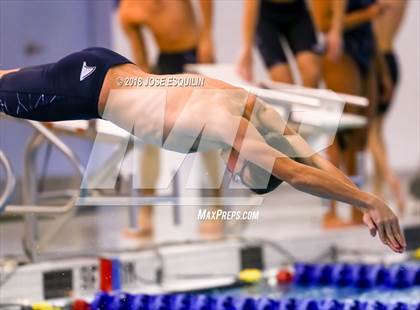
[1,118,180,261]
[3,120,84,214]
[0,150,16,212]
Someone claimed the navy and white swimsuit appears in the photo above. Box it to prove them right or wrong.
[0,47,132,121]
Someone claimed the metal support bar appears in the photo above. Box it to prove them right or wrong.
[22,133,45,262]
[259,80,369,107]
[2,118,179,262]
[4,121,84,214]
[0,150,16,212]
[172,171,180,225]
[27,120,84,177]
[4,121,85,261]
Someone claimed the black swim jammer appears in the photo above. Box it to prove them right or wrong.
[0,47,132,122]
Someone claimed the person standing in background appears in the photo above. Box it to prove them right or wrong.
[311,0,387,227]
[118,0,223,238]
[236,0,329,87]
[369,0,407,214]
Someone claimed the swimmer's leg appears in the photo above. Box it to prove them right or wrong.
[348,63,378,224]
[368,114,405,214]
[268,64,294,83]
[198,150,224,238]
[123,144,160,239]
[256,18,293,83]
[324,140,350,229]
[296,51,321,88]
[139,144,160,235]
[322,53,364,226]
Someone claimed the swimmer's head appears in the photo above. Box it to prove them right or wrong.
[222,131,302,195]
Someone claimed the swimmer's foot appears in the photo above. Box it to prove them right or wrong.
[199,220,224,239]
[323,212,351,229]
[122,227,153,239]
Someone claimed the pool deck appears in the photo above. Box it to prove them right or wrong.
[0,176,419,301]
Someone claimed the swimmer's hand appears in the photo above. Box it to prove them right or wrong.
[362,201,406,253]
[325,28,343,62]
[368,2,387,18]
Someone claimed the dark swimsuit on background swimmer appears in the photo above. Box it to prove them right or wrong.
[336,0,377,151]
[377,51,399,115]
[153,48,198,151]
[343,0,376,77]
[0,47,132,122]
[154,49,197,75]
[256,0,322,69]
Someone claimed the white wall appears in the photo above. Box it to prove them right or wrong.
[385,1,420,172]
[112,0,420,173]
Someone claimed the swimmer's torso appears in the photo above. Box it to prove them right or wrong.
[119,0,198,52]
[100,64,246,153]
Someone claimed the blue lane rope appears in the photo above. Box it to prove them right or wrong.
[293,263,420,289]
[90,292,420,310]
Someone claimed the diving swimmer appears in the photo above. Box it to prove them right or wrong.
[0,47,406,253]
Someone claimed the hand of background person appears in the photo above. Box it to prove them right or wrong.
[325,29,343,62]
[369,1,388,18]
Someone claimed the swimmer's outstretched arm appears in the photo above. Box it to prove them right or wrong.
[217,111,405,253]
[253,100,356,187]
[253,100,406,252]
